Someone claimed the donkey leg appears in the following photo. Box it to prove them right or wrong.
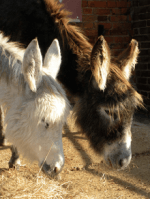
[0,108,5,146]
[9,145,20,168]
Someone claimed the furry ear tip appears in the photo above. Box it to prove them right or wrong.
[98,35,104,41]
[94,36,105,48]
[53,38,58,43]
[53,39,59,47]
[34,37,38,41]
[31,37,39,46]
[131,39,138,46]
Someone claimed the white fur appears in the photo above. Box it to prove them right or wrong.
[0,33,70,172]
[43,39,61,79]
[99,57,109,91]
[91,37,110,91]
[23,38,43,92]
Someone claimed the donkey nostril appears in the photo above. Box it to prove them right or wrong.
[54,167,59,173]
[119,158,128,168]
[119,159,123,167]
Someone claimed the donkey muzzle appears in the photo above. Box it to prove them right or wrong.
[41,161,63,177]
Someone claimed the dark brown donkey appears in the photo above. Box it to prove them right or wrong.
[0,0,143,169]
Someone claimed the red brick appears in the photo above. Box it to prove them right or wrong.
[97,16,108,21]
[104,30,110,36]
[110,15,127,22]
[128,15,131,21]
[112,44,126,49]
[114,37,124,43]
[112,8,129,15]
[82,1,88,7]
[82,15,97,22]
[113,23,131,30]
[112,9,121,15]
[99,23,112,30]
[117,1,131,8]
[107,1,116,8]
[85,29,98,37]
[88,36,96,45]
[83,22,94,29]
[105,36,114,43]
[121,8,128,15]
[110,29,127,35]
[88,1,107,8]
[124,36,132,43]
[83,8,93,15]
[93,9,111,15]
[112,49,123,56]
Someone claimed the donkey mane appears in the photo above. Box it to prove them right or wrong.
[0,33,26,90]
[44,0,92,64]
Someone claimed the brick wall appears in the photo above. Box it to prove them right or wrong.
[131,0,150,112]
[80,0,132,56]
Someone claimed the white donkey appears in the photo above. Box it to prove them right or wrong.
[0,34,70,176]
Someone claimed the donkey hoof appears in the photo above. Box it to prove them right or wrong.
[0,137,5,146]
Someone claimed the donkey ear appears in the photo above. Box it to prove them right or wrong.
[43,39,61,79]
[23,38,42,92]
[116,39,139,80]
[91,36,110,91]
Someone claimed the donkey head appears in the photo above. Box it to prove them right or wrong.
[73,36,143,169]
[7,38,69,176]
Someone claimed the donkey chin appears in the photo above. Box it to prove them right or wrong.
[103,133,132,170]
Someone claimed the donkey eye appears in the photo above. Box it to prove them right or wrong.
[107,141,112,145]
[105,110,110,115]
[114,113,117,120]
[45,123,49,129]
[42,118,45,122]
